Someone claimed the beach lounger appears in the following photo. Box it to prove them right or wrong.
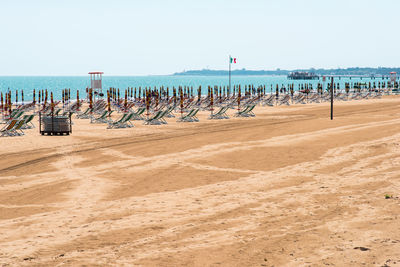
[91,110,113,124]
[107,114,127,128]
[278,95,290,106]
[62,111,74,116]
[21,114,35,129]
[0,119,24,137]
[12,120,25,136]
[177,108,200,122]
[107,113,134,129]
[53,109,62,116]
[308,93,321,103]
[372,92,382,99]
[294,95,307,104]
[350,93,361,100]
[361,92,372,99]
[0,120,18,136]
[262,95,275,106]
[123,113,135,127]
[144,110,168,125]
[5,110,24,121]
[144,110,161,125]
[159,110,169,124]
[235,104,256,117]
[334,93,346,101]
[76,108,93,119]
[4,110,19,121]
[209,106,229,120]
[131,107,146,120]
[164,105,176,118]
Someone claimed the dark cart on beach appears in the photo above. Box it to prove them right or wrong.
[39,112,72,135]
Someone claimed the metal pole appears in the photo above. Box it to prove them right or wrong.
[229,55,231,96]
[331,76,334,120]
[69,112,72,134]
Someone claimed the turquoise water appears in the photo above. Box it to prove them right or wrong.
[0,75,391,101]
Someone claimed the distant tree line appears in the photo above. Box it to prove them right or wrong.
[173,67,400,76]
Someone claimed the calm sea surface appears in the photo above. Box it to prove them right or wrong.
[0,75,390,101]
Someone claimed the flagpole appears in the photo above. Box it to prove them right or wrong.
[229,55,231,96]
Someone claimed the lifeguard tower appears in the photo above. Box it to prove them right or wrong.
[390,72,397,82]
[89,72,104,98]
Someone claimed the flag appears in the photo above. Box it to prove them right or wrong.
[230,57,237,64]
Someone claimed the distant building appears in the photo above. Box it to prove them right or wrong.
[288,72,319,80]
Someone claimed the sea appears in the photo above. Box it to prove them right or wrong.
[0,75,391,101]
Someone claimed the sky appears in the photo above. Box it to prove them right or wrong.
[0,0,399,76]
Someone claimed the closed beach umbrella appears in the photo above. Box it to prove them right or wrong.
[8,92,12,114]
[210,87,214,114]
[51,92,54,114]
[5,93,8,114]
[77,90,80,111]
[33,89,36,104]
[146,90,150,116]
[124,89,127,110]
[21,90,24,105]
[155,90,159,110]
[107,90,111,112]
[1,92,3,113]
[89,89,93,109]
[44,90,48,108]
[238,85,241,111]
[198,86,201,102]
[16,90,18,105]
[180,88,183,116]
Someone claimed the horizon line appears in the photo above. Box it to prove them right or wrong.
[1,66,400,77]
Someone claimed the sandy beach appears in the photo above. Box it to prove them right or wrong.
[1,97,400,266]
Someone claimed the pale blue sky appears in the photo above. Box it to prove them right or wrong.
[0,0,399,75]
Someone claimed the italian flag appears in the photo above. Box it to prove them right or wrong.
[230,57,237,64]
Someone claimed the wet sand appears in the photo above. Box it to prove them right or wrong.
[1,97,400,266]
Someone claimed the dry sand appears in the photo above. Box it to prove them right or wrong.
[1,97,400,266]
